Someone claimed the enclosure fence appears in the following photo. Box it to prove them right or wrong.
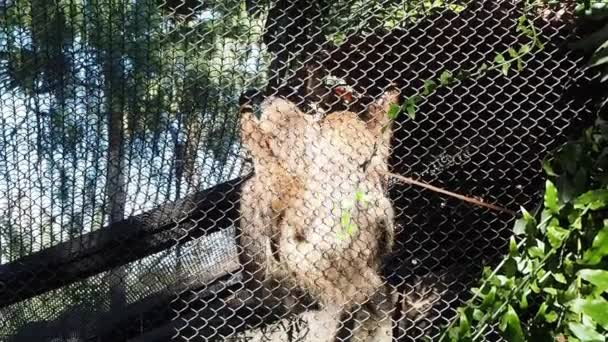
[0,0,601,341]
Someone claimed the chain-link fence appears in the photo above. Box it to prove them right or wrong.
[0,0,603,341]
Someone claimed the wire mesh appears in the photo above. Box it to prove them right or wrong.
[0,0,601,341]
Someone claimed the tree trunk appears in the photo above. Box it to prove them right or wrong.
[107,108,127,314]
[103,48,128,323]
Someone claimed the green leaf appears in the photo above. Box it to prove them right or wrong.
[544,180,560,213]
[494,53,506,64]
[568,322,605,342]
[579,269,608,293]
[520,291,529,310]
[500,305,525,342]
[529,240,546,258]
[547,224,570,248]
[513,218,527,235]
[478,63,489,72]
[574,190,608,210]
[354,190,368,204]
[448,4,465,12]
[519,44,531,55]
[387,103,401,120]
[439,70,453,85]
[553,273,567,284]
[545,310,558,323]
[570,298,608,329]
[531,280,541,293]
[542,156,557,176]
[582,224,608,265]
[473,309,484,321]
[341,211,352,228]
[509,236,519,256]
[517,59,524,72]
[481,286,497,309]
[504,257,518,277]
[458,308,471,336]
[405,98,417,120]
[591,53,608,67]
[502,62,511,76]
[422,79,437,95]
[508,47,518,58]
[521,206,536,224]
[543,287,558,296]
[535,302,548,318]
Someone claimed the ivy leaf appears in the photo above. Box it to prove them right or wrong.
[578,269,608,293]
[422,79,437,95]
[582,224,608,265]
[494,53,506,64]
[553,273,567,284]
[439,70,453,85]
[547,224,569,248]
[513,218,527,235]
[509,236,519,256]
[569,298,608,330]
[508,47,518,58]
[405,98,417,120]
[521,206,536,224]
[387,103,401,120]
[502,62,511,76]
[473,309,484,321]
[545,311,558,323]
[504,257,518,277]
[520,291,529,310]
[574,190,608,210]
[500,305,525,342]
[481,286,497,309]
[529,239,546,259]
[448,4,465,12]
[543,287,558,296]
[535,302,548,318]
[591,53,608,67]
[519,44,531,55]
[544,180,560,213]
[568,322,606,342]
[458,308,471,337]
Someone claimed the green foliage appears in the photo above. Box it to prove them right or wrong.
[338,189,370,239]
[387,13,540,122]
[438,119,608,341]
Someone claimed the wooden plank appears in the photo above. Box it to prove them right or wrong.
[0,176,248,308]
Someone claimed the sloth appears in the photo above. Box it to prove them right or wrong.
[238,85,399,341]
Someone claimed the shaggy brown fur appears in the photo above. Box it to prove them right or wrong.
[239,87,399,341]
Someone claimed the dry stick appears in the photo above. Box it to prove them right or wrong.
[379,170,516,215]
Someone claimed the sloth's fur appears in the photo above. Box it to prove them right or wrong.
[239,88,399,341]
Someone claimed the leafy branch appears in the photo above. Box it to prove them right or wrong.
[387,13,543,122]
[437,118,608,342]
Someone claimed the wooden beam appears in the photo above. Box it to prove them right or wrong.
[0,176,249,308]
